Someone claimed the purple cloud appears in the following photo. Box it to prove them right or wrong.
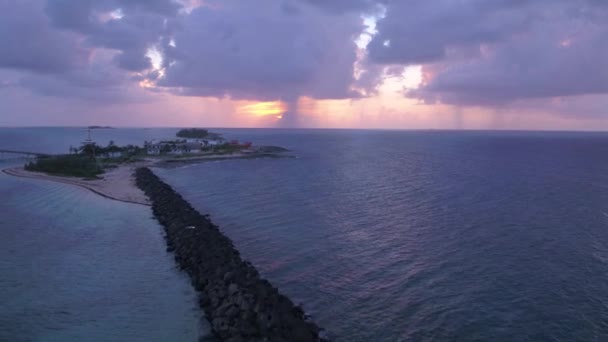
[2,0,608,116]
[369,0,608,105]
[157,0,365,101]
[0,0,89,73]
[45,0,179,72]
[302,0,378,14]
[0,0,179,102]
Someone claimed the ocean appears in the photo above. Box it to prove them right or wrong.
[0,128,205,341]
[3,127,608,341]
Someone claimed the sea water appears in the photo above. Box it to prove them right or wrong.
[155,129,608,341]
[3,128,608,341]
[0,127,206,341]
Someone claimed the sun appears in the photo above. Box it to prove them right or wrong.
[238,101,286,118]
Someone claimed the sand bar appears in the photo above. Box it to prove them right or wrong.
[2,163,152,206]
[1,152,290,206]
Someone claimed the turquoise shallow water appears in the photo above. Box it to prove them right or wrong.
[0,159,206,341]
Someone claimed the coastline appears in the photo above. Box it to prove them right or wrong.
[2,164,152,206]
[1,151,291,206]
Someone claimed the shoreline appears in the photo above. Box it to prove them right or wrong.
[1,151,291,206]
[2,164,152,206]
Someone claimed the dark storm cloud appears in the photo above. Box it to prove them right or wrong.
[45,0,180,31]
[2,0,367,103]
[301,0,378,14]
[0,0,89,73]
[0,0,178,101]
[368,0,608,105]
[409,23,608,105]
[113,50,152,71]
[45,0,179,72]
[14,50,149,103]
[368,0,535,65]
[41,0,370,100]
[157,0,365,101]
[3,0,607,110]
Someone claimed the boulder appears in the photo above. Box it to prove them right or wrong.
[134,167,329,342]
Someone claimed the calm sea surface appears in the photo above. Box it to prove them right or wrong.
[3,127,608,341]
[0,128,205,341]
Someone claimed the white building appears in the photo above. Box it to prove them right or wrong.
[145,140,204,155]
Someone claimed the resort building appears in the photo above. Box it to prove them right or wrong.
[145,140,206,155]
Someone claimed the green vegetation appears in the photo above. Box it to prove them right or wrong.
[176,128,209,139]
[23,141,146,178]
[88,126,114,129]
[212,144,242,154]
[73,141,145,160]
[176,128,223,140]
[25,155,104,178]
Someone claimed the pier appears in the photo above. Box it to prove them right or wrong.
[0,149,50,161]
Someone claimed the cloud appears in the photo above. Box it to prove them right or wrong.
[410,23,608,105]
[368,0,608,105]
[0,0,89,73]
[3,0,607,125]
[15,49,153,103]
[113,49,152,71]
[0,0,181,102]
[45,0,179,72]
[156,0,367,101]
[45,0,181,31]
[301,0,379,14]
[368,0,536,65]
[3,0,373,107]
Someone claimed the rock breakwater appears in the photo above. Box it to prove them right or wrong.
[135,167,328,342]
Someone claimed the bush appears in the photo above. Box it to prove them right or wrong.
[176,128,209,139]
[25,155,103,178]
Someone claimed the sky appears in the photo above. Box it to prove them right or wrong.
[1,0,608,130]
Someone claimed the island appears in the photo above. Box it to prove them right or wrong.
[3,129,291,205]
[175,127,221,140]
[88,125,115,129]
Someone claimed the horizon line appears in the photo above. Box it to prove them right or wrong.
[1,125,608,134]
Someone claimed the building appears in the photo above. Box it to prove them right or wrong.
[145,140,204,155]
[101,151,123,158]
[184,142,202,153]
[145,140,162,155]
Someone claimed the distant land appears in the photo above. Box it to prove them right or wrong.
[88,126,115,129]
[7,128,291,202]
[176,128,222,140]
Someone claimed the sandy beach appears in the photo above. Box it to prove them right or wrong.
[2,163,152,206]
[1,152,289,206]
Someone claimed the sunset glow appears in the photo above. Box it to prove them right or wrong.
[1,0,607,130]
[238,101,287,118]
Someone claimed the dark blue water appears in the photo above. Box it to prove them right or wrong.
[153,129,608,341]
[3,128,608,341]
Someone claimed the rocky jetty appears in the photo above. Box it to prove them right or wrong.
[135,167,328,342]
